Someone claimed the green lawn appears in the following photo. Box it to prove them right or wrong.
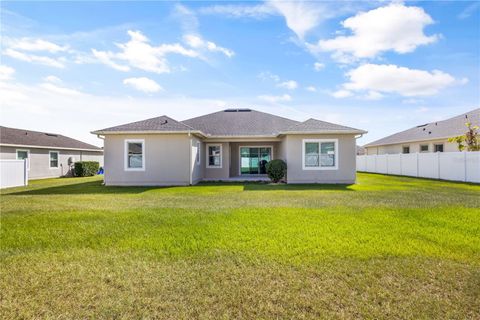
[1,173,479,319]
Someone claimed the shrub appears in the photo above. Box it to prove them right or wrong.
[265,159,287,183]
[74,161,100,177]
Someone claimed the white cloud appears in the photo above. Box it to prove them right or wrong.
[313,62,325,71]
[0,65,15,81]
[91,49,130,72]
[258,94,292,103]
[183,34,234,58]
[312,3,439,61]
[7,38,68,53]
[39,82,81,95]
[267,0,326,39]
[3,48,66,68]
[92,30,232,73]
[123,77,163,93]
[277,80,298,90]
[43,75,62,83]
[362,91,383,100]
[258,71,280,82]
[458,2,480,19]
[341,64,457,97]
[199,4,276,18]
[331,90,353,98]
[306,86,317,92]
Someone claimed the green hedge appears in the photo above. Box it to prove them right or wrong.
[74,161,100,177]
[265,159,287,183]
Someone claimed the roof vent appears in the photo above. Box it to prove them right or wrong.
[417,124,427,128]
[160,120,168,125]
[45,133,58,137]
[428,131,431,134]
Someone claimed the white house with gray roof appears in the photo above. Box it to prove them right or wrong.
[0,126,103,179]
[92,109,367,185]
[364,108,479,155]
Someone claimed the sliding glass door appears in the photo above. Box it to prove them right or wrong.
[240,147,272,175]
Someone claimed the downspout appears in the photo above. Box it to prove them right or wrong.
[188,130,193,185]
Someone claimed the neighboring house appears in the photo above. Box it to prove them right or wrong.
[92,108,367,186]
[356,145,365,155]
[364,108,479,155]
[0,126,103,179]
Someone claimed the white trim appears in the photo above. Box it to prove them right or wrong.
[238,145,274,176]
[124,139,145,171]
[196,141,201,166]
[16,149,30,171]
[92,130,205,137]
[49,151,59,169]
[302,139,339,171]
[206,143,222,168]
[279,130,366,135]
[0,143,102,152]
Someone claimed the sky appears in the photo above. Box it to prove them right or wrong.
[1,1,479,147]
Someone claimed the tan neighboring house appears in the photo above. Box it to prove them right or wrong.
[364,108,479,155]
[0,126,103,179]
[92,108,367,186]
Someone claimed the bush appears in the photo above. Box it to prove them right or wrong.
[74,161,100,177]
[265,159,287,183]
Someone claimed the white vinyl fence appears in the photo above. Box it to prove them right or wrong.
[357,152,480,183]
[0,159,28,189]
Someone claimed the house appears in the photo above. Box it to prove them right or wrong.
[0,126,103,179]
[364,108,479,155]
[92,109,366,186]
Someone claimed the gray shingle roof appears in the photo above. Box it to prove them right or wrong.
[0,126,102,151]
[282,118,366,134]
[364,108,480,147]
[182,109,299,136]
[93,109,367,137]
[93,115,196,133]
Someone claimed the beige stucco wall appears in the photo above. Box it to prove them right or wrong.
[365,138,459,155]
[0,146,103,179]
[103,134,191,186]
[203,142,230,180]
[284,134,357,184]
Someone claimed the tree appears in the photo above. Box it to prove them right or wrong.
[448,122,480,151]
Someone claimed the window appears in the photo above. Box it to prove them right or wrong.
[402,146,410,154]
[16,149,30,170]
[49,151,59,168]
[302,139,338,170]
[434,144,444,152]
[206,144,222,168]
[420,144,429,152]
[195,141,201,165]
[125,139,145,171]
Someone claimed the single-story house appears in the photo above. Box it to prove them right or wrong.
[92,108,367,186]
[364,108,479,155]
[0,126,103,179]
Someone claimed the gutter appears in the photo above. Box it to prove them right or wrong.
[188,130,193,185]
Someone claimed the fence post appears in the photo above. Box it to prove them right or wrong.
[437,152,440,179]
[416,153,419,177]
[24,159,29,186]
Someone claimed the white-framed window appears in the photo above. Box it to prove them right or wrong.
[434,144,444,152]
[195,141,201,165]
[206,144,222,168]
[49,151,59,168]
[16,149,30,170]
[302,139,338,170]
[402,146,410,154]
[420,144,429,152]
[124,139,145,171]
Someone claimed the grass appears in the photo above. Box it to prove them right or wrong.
[1,173,479,319]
